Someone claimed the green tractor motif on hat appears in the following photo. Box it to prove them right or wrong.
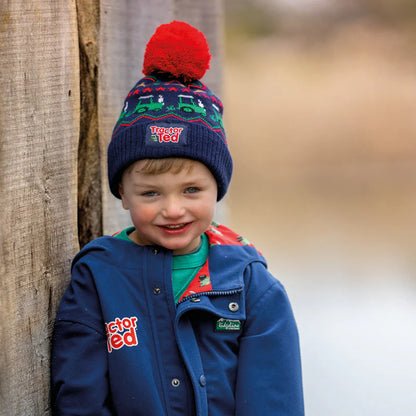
[177,95,206,116]
[134,94,164,113]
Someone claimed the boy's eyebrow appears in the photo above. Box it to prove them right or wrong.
[131,176,209,187]
[132,182,157,188]
[178,175,210,185]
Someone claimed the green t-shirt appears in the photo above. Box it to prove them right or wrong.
[114,227,209,303]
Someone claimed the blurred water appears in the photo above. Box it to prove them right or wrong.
[281,266,416,415]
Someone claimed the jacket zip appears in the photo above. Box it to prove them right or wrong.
[177,288,244,306]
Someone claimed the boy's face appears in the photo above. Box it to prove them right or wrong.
[119,159,217,255]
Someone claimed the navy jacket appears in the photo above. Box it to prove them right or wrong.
[51,224,304,415]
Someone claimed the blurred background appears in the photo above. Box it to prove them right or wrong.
[223,0,416,414]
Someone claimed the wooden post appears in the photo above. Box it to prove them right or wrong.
[0,1,80,415]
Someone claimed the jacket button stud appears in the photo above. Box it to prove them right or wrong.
[229,302,239,312]
[152,248,158,255]
[171,378,180,387]
[199,375,206,387]
[153,287,161,295]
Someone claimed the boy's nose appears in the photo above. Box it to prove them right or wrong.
[161,196,185,219]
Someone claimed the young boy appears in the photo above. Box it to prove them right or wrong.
[51,21,304,415]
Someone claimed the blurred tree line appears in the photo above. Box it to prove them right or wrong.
[225,0,416,44]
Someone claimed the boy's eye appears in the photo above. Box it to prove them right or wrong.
[185,187,200,194]
[142,191,158,197]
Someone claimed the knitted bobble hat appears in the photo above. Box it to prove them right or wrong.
[107,20,232,201]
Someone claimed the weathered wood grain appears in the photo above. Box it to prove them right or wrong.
[0,2,79,414]
[76,0,102,247]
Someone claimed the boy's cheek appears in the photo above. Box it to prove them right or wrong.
[129,206,155,224]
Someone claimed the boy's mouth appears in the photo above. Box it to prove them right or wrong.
[159,223,189,230]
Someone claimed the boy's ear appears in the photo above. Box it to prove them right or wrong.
[118,184,128,210]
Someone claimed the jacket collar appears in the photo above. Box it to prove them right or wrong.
[177,223,266,302]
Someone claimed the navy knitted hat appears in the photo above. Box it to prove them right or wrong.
[107,21,232,201]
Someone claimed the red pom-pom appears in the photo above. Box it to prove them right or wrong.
[143,21,211,83]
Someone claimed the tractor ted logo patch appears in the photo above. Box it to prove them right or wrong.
[150,126,183,142]
[146,123,188,146]
[105,316,138,353]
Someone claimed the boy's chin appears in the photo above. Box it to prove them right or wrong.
[169,239,200,255]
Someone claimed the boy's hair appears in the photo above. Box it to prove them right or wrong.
[107,21,233,201]
[124,158,195,176]
[138,158,194,175]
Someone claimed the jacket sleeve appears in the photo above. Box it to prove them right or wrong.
[235,262,304,415]
[51,261,115,416]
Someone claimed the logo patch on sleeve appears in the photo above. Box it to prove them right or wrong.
[105,316,139,353]
[145,123,188,146]
[215,318,242,332]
